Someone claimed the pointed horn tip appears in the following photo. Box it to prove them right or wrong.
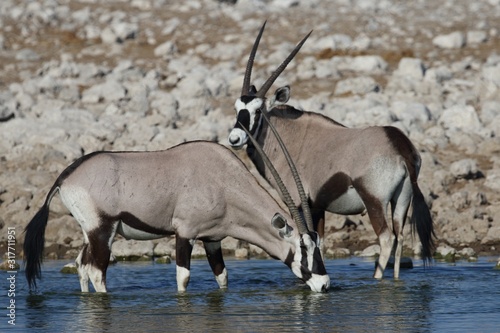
[241,21,268,96]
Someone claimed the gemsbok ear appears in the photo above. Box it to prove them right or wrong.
[275,86,290,103]
[272,213,293,238]
[269,85,290,109]
[249,85,257,95]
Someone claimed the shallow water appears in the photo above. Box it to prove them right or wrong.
[2,257,500,332]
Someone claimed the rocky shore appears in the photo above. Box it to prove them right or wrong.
[1,0,500,264]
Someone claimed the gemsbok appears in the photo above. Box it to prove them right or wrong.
[228,22,435,279]
[24,140,330,293]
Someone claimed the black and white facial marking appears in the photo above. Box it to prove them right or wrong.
[294,232,329,292]
[274,214,329,292]
[228,96,265,149]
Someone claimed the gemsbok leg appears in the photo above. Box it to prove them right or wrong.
[75,226,117,292]
[390,176,413,279]
[175,235,194,292]
[204,241,228,288]
[61,186,118,292]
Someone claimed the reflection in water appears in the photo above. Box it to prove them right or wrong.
[13,258,500,332]
[26,294,49,330]
[71,293,112,332]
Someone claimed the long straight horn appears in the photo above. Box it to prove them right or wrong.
[242,21,267,96]
[256,30,312,98]
[239,122,309,235]
[261,111,315,232]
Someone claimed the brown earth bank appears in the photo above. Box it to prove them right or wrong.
[1,0,500,265]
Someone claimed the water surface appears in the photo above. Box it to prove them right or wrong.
[3,257,499,332]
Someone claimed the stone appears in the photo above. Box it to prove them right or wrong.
[484,168,500,192]
[334,76,380,96]
[81,80,126,103]
[60,263,78,274]
[112,239,155,260]
[438,105,482,133]
[359,244,380,257]
[432,31,465,49]
[449,159,481,179]
[394,58,426,80]
[466,30,487,44]
[481,226,500,245]
[154,41,177,58]
[435,244,456,261]
[390,101,431,128]
[326,248,350,258]
[15,49,40,61]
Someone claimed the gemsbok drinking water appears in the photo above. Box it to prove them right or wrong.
[24,140,330,293]
[228,22,435,279]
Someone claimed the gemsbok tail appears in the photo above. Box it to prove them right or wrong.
[410,183,435,264]
[24,182,60,290]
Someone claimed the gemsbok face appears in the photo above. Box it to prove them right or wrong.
[228,22,435,280]
[228,22,311,149]
[23,141,329,293]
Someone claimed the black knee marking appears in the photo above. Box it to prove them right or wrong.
[176,236,193,270]
[204,241,226,276]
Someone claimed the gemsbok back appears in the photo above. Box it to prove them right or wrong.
[228,22,435,279]
[24,140,330,293]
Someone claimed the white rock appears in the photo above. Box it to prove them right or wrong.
[344,105,392,127]
[154,40,177,57]
[450,159,479,179]
[390,101,431,128]
[82,80,126,103]
[349,55,388,73]
[424,65,453,83]
[481,226,500,245]
[438,105,482,133]
[359,244,380,257]
[313,34,352,51]
[100,26,116,44]
[436,244,456,257]
[481,64,500,87]
[466,30,487,44]
[15,49,40,61]
[432,31,465,49]
[480,100,500,123]
[451,191,469,209]
[334,76,380,96]
[153,239,175,256]
[112,22,138,41]
[394,58,426,80]
[112,239,155,258]
[484,169,500,192]
[458,247,476,257]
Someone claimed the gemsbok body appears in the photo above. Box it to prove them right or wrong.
[24,141,329,293]
[228,23,435,279]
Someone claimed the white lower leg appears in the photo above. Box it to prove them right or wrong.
[176,265,191,292]
[88,265,107,292]
[215,268,228,289]
[374,230,394,279]
[393,234,404,279]
[76,251,89,292]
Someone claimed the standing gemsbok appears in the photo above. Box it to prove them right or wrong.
[228,22,435,279]
[24,140,330,293]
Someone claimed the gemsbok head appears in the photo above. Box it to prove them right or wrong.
[23,140,330,293]
[228,22,435,279]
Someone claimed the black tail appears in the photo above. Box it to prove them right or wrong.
[24,184,58,290]
[410,183,435,264]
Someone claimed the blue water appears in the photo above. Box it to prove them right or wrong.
[2,257,499,332]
